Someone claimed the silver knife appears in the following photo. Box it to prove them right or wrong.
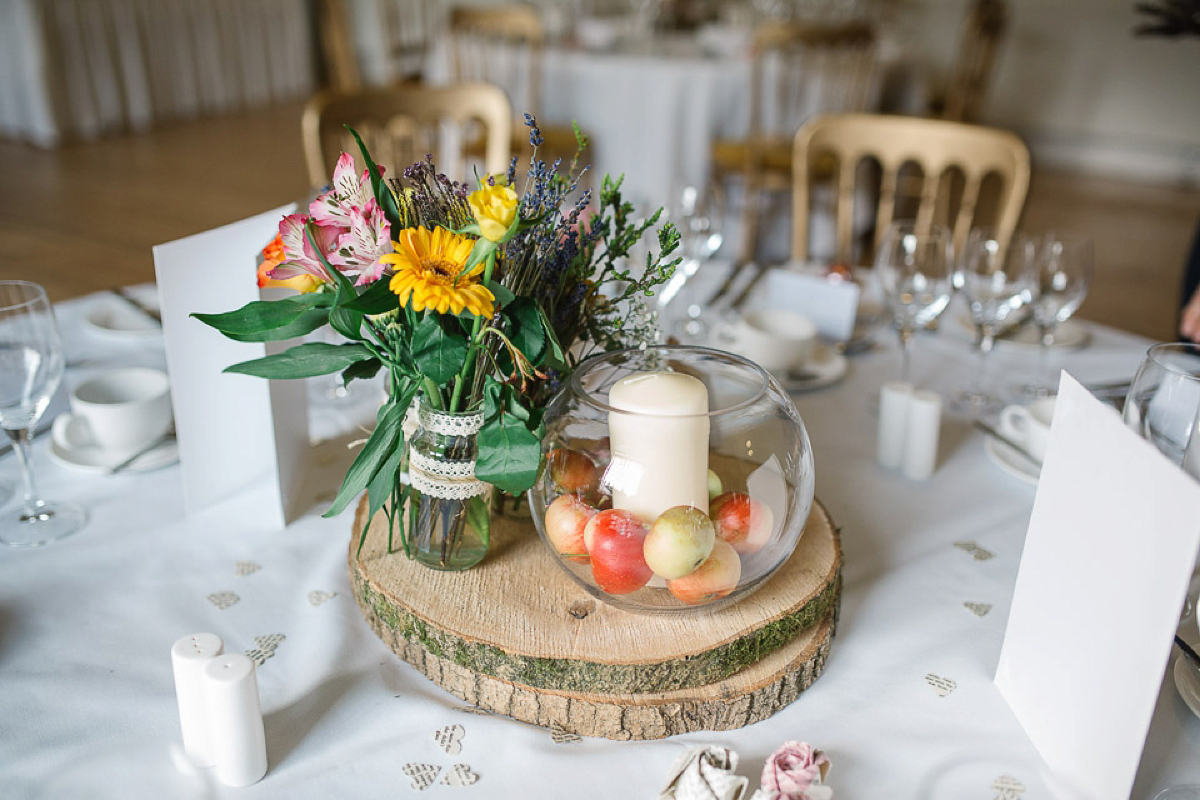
[972,420,1043,469]
[112,287,162,325]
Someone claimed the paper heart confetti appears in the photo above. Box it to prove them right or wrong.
[244,633,286,666]
[434,724,465,755]
[963,602,993,617]
[206,591,240,610]
[659,746,748,800]
[402,763,441,791]
[441,763,480,786]
[234,561,261,577]
[993,774,1026,799]
[245,648,273,666]
[550,724,581,744]
[308,590,337,607]
[925,673,957,697]
[954,541,995,561]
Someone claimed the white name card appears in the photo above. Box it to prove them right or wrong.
[752,267,860,342]
[153,205,310,528]
[996,373,1200,800]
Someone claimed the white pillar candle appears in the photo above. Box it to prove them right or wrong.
[902,390,943,481]
[203,653,268,787]
[607,371,710,522]
[171,632,223,768]
[877,381,913,470]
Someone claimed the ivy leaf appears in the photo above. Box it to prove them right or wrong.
[324,391,413,518]
[476,414,542,495]
[225,342,373,379]
[412,315,468,384]
[340,357,382,386]
[503,297,545,365]
[192,294,331,342]
[536,305,568,370]
[341,279,399,315]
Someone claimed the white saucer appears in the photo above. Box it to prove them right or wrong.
[776,344,848,393]
[953,313,1090,350]
[984,436,1041,485]
[1175,654,1200,719]
[83,297,161,340]
[49,414,178,475]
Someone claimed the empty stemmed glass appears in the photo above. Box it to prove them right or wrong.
[0,281,86,547]
[874,220,954,384]
[1025,231,1093,397]
[1123,343,1200,476]
[657,181,726,339]
[952,228,1036,415]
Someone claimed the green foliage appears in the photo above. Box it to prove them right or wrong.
[225,342,374,379]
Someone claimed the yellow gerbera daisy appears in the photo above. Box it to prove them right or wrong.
[381,226,495,318]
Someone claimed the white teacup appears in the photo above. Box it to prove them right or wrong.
[69,368,172,455]
[713,309,817,373]
[999,396,1057,462]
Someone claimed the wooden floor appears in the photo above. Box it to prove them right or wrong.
[2,101,1198,342]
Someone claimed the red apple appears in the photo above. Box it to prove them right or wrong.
[667,539,742,605]
[547,447,599,494]
[585,509,652,595]
[544,494,598,563]
[643,505,715,580]
[710,491,774,554]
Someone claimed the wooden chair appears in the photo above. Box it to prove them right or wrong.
[942,0,1009,123]
[302,83,513,188]
[791,113,1031,267]
[447,5,584,166]
[711,21,878,265]
[317,0,435,91]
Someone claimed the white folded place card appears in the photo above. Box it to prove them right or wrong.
[995,373,1200,800]
[751,267,860,342]
[153,205,310,528]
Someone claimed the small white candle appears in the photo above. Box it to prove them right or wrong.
[171,632,223,768]
[607,371,710,522]
[877,381,913,470]
[203,653,268,787]
[902,390,943,481]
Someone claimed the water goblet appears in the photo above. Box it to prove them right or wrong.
[1025,231,1093,397]
[657,181,726,340]
[951,228,1036,415]
[0,281,86,547]
[874,220,954,384]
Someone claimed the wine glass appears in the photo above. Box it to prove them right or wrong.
[951,228,1036,415]
[657,181,726,340]
[1025,231,1094,397]
[874,220,954,384]
[0,281,86,547]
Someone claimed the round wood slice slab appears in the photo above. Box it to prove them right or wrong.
[350,497,840,697]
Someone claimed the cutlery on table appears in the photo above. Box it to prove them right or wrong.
[1176,636,1200,671]
[972,420,1043,469]
[111,287,162,325]
[105,428,176,476]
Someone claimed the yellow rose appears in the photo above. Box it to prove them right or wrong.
[468,184,519,242]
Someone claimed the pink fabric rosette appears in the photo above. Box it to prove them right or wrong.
[756,741,830,800]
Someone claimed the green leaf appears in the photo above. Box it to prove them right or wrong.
[341,279,398,314]
[192,294,331,341]
[340,357,382,386]
[476,414,542,494]
[366,441,405,522]
[535,305,568,370]
[466,494,491,549]
[412,316,468,384]
[486,281,516,309]
[324,393,413,518]
[347,126,403,235]
[503,297,546,365]
[225,342,373,380]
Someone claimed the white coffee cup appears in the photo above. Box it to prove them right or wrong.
[69,368,172,455]
[998,396,1056,462]
[713,309,817,373]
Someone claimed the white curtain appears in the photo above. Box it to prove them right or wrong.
[0,0,317,147]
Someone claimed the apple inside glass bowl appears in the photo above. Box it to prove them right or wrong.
[530,345,815,614]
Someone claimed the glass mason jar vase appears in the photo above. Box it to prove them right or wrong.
[404,400,491,571]
[530,345,816,613]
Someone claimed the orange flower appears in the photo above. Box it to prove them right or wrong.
[257,234,321,292]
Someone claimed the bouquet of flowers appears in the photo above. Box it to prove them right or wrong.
[195,119,679,568]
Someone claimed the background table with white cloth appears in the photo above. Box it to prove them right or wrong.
[3,286,1198,798]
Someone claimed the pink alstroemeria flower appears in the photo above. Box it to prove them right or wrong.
[759,741,831,800]
[267,213,344,285]
[309,153,376,228]
[329,198,394,285]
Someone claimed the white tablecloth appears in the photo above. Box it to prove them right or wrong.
[3,286,1197,799]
